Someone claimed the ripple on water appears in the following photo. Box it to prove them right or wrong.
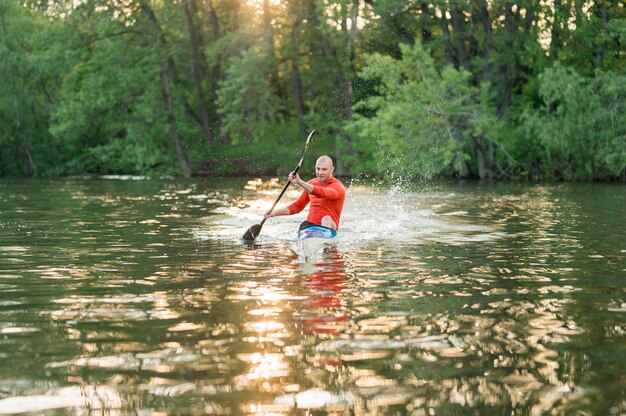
[0,179,624,414]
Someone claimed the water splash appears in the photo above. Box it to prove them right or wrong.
[197,179,502,251]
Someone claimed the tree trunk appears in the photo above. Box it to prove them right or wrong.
[205,0,222,38]
[595,2,608,69]
[458,156,471,179]
[318,1,357,175]
[289,18,307,139]
[184,0,214,144]
[159,52,192,175]
[160,55,192,175]
[449,5,470,71]
[24,143,37,176]
[205,0,229,144]
[140,0,192,175]
[263,0,285,111]
[496,3,523,116]
[475,135,494,179]
[341,0,357,121]
[349,0,358,58]
[300,0,356,174]
[438,8,456,66]
[450,129,470,179]
[291,56,307,139]
[477,0,493,83]
[244,109,253,142]
[550,0,563,59]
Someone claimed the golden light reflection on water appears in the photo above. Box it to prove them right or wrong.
[228,248,590,414]
[0,179,624,414]
[238,352,290,382]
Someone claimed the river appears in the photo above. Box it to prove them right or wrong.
[0,177,624,414]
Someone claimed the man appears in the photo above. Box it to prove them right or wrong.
[264,155,346,231]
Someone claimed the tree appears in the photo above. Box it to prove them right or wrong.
[348,41,504,179]
[2,0,624,180]
[523,63,626,181]
[0,1,58,175]
[217,49,282,142]
[184,0,215,144]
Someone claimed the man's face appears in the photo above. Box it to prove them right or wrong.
[315,160,334,183]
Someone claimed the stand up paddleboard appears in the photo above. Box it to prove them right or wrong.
[297,225,337,259]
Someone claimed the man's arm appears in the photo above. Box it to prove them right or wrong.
[263,206,290,220]
[289,172,314,194]
[264,186,310,220]
[310,181,345,199]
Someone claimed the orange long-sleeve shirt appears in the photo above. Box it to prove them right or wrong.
[287,176,346,229]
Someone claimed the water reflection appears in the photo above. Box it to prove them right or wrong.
[295,252,350,336]
[0,178,623,414]
[234,250,354,412]
[230,245,594,414]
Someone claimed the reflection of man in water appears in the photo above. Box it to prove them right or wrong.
[296,251,348,336]
[263,156,346,232]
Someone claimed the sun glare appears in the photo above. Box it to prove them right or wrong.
[245,0,281,9]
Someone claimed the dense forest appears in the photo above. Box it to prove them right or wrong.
[1,0,624,181]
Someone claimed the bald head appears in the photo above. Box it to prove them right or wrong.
[315,155,335,183]
[316,155,334,167]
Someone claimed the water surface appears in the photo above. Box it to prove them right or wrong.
[0,177,624,414]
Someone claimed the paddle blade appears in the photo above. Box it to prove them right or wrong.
[242,223,262,241]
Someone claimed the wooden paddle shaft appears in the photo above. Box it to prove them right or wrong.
[243,130,315,241]
[259,164,302,227]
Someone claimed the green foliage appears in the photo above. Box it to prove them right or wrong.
[0,1,55,175]
[48,22,167,174]
[196,119,334,176]
[347,42,501,179]
[0,0,624,180]
[217,50,282,142]
[523,63,626,180]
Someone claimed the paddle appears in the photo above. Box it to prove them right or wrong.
[242,130,317,242]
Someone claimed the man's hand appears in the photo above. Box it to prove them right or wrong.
[263,210,273,220]
[289,170,314,194]
[288,171,301,184]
